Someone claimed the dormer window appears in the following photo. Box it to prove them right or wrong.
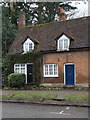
[56,34,70,51]
[59,39,69,50]
[23,38,34,52]
[25,42,34,52]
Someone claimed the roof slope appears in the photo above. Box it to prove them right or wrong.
[9,16,89,54]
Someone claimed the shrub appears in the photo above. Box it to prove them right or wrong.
[40,85,45,88]
[8,73,25,88]
[33,85,37,88]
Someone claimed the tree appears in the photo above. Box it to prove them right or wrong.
[2,2,77,26]
[2,6,17,57]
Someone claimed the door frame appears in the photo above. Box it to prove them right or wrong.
[64,63,75,85]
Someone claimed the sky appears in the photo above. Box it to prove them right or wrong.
[28,0,89,20]
[66,0,89,19]
[1,0,89,20]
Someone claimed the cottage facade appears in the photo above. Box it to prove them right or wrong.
[9,12,89,86]
[42,49,88,86]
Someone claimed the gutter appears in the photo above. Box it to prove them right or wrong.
[1,99,89,107]
[41,47,90,54]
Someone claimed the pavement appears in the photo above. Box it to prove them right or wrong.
[1,89,89,107]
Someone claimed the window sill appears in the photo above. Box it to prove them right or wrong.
[57,49,69,51]
[22,51,33,54]
[43,75,59,78]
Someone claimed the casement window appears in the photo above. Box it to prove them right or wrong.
[58,39,69,50]
[57,34,70,51]
[29,43,33,51]
[24,42,34,52]
[25,43,28,51]
[14,64,26,74]
[23,38,34,52]
[44,64,58,77]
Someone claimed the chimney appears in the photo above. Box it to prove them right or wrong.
[59,8,67,21]
[18,9,26,29]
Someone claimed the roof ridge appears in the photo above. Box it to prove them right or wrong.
[20,16,89,29]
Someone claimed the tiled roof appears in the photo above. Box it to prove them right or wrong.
[9,16,89,54]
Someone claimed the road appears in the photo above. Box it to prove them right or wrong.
[2,103,89,118]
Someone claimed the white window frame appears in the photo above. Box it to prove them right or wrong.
[57,34,70,51]
[14,64,26,74]
[44,64,58,77]
[23,38,34,52]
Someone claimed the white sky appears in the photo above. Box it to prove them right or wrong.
[67,1,89,18]
[1,0,89,19]
[29,0,89,19]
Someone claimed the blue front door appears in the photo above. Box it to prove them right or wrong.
[65,64,75,85]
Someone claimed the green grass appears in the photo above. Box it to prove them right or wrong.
[65,94,90,101]
[2,92,57,102]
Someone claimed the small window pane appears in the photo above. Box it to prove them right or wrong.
[54,65,58,75]
[17,68,19,73]
[25,43,28,51]
[45,65,48,75]
[21,68,25,73]
[15,65,17,67]
[59,40,63,49]
[15,68,17,73]
[49,65,53,75]
[29,43,33,51]
[64,39,68,49]
[21,64,25,67]
[15,64,19,67]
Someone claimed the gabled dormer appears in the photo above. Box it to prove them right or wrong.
[22,36,39,53]
[55,33,73,51]
[23,37,34,53]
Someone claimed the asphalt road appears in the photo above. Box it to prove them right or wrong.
[1,103,89,118]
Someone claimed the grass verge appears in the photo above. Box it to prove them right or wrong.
[1,92,57,102]
[65,94,90,101]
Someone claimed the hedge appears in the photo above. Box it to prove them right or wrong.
[8,73,25,88]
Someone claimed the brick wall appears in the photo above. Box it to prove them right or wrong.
[41,50,88,85]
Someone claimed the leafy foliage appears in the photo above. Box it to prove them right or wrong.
[8,73,25,88]
[2,6,17,57]
[3,51,42,87]
[2,2,77,26]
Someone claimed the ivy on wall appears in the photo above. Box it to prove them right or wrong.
[3,51,42,87]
